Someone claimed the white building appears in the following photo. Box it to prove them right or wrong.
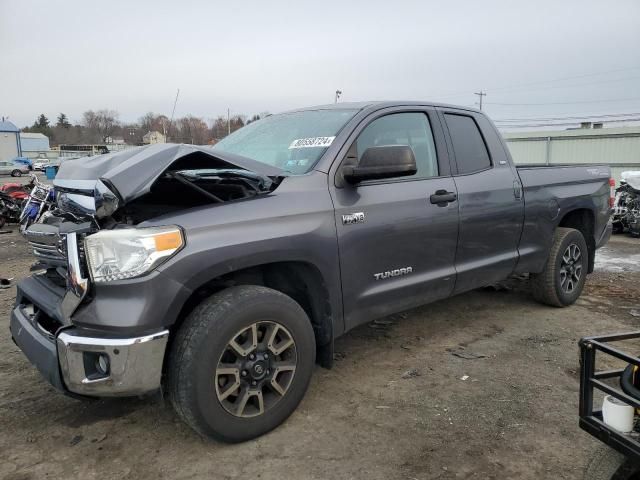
[504,125,640,184]
[0,119,21,162]
[20,132,50,160]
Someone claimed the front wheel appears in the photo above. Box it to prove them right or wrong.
[11,170,22,177]
[168,285,316,442]
[531,227,588,307]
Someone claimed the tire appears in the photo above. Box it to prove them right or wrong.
[584,445,640,480]
[11,170,21,177]
[168,285,316,443]
[531,227,588,307]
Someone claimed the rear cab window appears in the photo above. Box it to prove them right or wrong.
[444,113,492,175]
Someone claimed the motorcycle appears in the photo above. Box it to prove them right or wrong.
[612,171,640,237]
[0,182,31,202]
[19,174,55,233]
[0,191,24,228]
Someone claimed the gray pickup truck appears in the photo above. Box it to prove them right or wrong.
[10,101,613,442]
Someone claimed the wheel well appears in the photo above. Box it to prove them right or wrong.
[169,262,334,368]
[558,209,595,273]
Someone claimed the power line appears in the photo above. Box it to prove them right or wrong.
[495,112,640,123]
[483,75,640,96]
[433,65,640,99]
[489,66,640,92]
[498,117,640,129]
[488,97,640,107]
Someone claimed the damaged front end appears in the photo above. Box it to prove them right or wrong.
[11,144,285,397]
[28,144,284,319]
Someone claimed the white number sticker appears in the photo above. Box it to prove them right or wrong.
[288,136,335,149]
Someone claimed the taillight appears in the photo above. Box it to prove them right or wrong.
[609,178,616,208]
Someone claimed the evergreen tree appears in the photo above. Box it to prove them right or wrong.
[56,113,70,128]
[34,114,49,129]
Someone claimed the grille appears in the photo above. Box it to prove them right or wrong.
[28,240,67,267]
[25,223,68,268]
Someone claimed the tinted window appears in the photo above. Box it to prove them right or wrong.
[356,112,438,178]
[444,114,491,174]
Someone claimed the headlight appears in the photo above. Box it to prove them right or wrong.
[85,226,184,282]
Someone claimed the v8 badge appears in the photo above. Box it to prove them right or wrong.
[342,212,365,225]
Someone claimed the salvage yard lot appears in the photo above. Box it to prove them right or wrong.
[1,229,639,480]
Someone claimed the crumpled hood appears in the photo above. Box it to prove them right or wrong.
[54,143,284,203]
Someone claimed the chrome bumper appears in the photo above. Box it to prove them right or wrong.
[57,329,169,397]
[60,232,89,322]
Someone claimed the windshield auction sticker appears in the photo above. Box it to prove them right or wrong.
[288,136,335,149]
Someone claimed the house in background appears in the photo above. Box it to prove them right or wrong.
[20,132,50,160]
[0,119,21,162]
[142,131,166,144]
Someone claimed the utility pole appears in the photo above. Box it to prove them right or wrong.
[474,90,486,110]
[334,90,342,103]
[227,108,230,136]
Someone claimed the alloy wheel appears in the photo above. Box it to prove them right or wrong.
[215,321,297,418]
[560,243,582,293]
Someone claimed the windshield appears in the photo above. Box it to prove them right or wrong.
[212,109,358,174]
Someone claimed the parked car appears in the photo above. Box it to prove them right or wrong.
[12,156,33,170]
[33,160,51,171]
[10,101,613,442]
[0,161,30,177]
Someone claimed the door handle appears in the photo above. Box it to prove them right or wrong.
[430,190,457,206]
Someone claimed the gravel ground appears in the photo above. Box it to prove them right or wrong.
[0,225,639,480]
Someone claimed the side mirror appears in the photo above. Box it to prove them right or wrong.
[343,145,417,184]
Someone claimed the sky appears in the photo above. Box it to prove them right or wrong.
[1,0,639,130]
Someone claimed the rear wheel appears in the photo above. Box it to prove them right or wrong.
[531,227,588,307]
[168,285,316,442]
[11,170,21,177]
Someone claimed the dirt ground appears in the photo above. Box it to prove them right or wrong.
[1,226,639,480]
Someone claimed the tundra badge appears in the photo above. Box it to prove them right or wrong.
[374,267,413,280]
[342,212,365,225]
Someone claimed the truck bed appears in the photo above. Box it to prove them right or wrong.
[516,163,611,188]
[514,163,612,275]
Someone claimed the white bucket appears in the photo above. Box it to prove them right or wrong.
[602,395,635,433]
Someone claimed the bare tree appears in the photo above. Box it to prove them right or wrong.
[173,116,210,144]
[211,116,228,140]
[94,109,119,141]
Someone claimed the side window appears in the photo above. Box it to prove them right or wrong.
[444,114,491,174]
[355,112,438,179]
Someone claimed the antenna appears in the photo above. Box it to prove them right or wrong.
[168,88,180,141]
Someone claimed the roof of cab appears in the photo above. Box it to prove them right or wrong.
[282,100,482,115]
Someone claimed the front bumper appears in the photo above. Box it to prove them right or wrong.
[57,329,169,397]
[10,293,169,397]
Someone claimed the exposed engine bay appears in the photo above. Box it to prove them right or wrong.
[106,167,278,226]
